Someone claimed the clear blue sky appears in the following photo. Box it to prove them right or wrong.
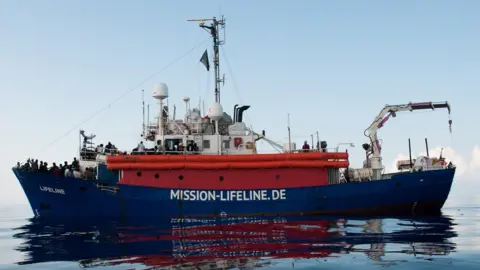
[1,0,479,205]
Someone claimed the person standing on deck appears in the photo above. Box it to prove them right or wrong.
[302,140,310,152]
[72,158,79,169]
[137,141,145,154]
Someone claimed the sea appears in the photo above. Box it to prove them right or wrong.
[0,203,479,270]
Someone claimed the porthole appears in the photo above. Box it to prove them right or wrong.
[179,175,184,180]
[137,172,142,177]
[154,173,159,179]
[219,176,224,182]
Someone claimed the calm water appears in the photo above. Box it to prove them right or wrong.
[0,204,479,269]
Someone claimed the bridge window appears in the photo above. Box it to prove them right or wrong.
[223,140,230,149]
[203,140,210,149]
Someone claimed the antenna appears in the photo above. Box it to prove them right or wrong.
[198,97,201,115]
[183,97,190,122]
[173,105,176,122]
[188,16,226,104]
[287,113,292,153]
[147,104,150,137]
[222,15,226,44]
[142,89,145,137]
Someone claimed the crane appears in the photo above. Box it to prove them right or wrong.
[248,129,284,153]
[364,101,452,180]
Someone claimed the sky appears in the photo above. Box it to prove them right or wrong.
[0,0,479,206]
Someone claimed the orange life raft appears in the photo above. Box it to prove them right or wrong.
[106,160,350,170]
[106,151,349,170]
[106,151,349,163]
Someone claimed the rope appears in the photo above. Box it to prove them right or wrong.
[41,37,211,152]
[204,66,211,106]
[220,46,254,129]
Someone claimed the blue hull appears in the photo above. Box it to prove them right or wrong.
[13,168,455,218]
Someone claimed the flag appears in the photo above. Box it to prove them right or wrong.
[199,49,210,71]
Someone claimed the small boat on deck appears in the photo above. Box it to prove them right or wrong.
[12,15,456,218]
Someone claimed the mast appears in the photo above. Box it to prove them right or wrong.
[188,16,226,103]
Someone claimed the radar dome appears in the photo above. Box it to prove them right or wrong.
[207,103,224,121]
[152,83,169,100]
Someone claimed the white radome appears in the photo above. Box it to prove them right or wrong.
[152,83,169,100]
[208,103,224,121]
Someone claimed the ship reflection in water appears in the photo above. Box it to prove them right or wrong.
[11,214,457,269]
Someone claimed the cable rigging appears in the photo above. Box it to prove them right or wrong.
[220,46,254,129]
[41,37,211,151]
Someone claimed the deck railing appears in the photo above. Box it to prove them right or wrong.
[79,146,343,161]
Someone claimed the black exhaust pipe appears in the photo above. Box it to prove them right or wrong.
[237,105,251,123]
[233,104,238,123]
[235,107,240,122]
[235,106,241,122]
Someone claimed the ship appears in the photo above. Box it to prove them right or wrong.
[12,16,456,218]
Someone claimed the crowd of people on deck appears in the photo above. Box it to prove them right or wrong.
[80,139,202,160]
[81,141,126,160]
[14,138,203,179]
[131,140,200,155]
[95,142,121,155]
[15,157,95,180]
[92,140,201,155]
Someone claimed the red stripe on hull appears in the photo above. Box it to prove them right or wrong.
[119,168,328,190]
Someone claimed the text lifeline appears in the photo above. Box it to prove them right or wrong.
[40,186,66,195]
[170,189,287,201]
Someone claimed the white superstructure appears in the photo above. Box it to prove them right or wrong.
[143,84,260,155]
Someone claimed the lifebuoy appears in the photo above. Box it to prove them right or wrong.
[234,137,243,147]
